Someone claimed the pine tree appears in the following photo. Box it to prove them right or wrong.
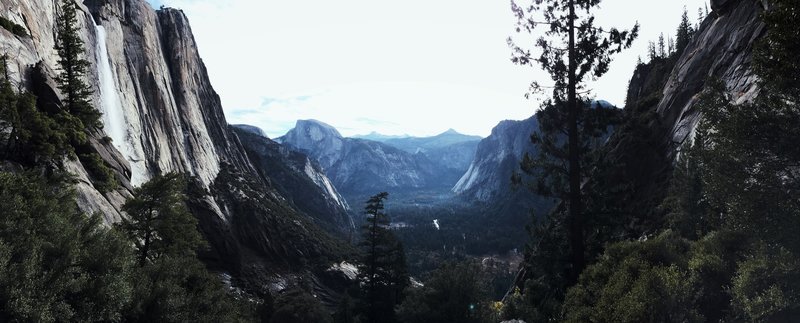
[55,0,102,133]
[536,1,800,321]
[119,173,251,321]
[753,0,800,99]
[676,7,694,55]
[658,33,666,58]
[0,56,21,157]
[0,171,133,322]
[397,261,493,323]
[699,3,800,250]
[667,36,675,56]
[356,192,409,323]
[684,1,800,320]
[660,127,714,239]
[509,0,638,285]
[648,41,657,61]
[126,256,251,322]
[119,172,204,266]
[54,1,118,191]
[697,7,704,26]
[0,55,72,164]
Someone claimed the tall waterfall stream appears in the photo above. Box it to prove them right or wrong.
[94,20,147,186]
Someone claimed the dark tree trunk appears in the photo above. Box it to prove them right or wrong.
[368,215,378,323]
[566,0,585,285]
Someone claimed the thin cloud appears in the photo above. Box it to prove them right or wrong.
[158,0,707,138]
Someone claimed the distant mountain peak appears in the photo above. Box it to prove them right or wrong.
[590,100,616,109]
[442,128,460,135]
[292,119,343,139]
[296,119,337,130]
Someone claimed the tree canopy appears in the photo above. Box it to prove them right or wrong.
[354,192,409,323]
[509,0,638,300]
[55,0,101,132]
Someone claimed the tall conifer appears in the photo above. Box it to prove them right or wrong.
[676,7,694,55]
[510,0,639,285]
[55,0,102,133]
[356,192,408,323]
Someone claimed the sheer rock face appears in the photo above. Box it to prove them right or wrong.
[0,0,351,295]
[0,0,244,218]
[452,116,539,202]
[711,0,732,11]
[233,125,355,239]
[506,0,768,295]
[279,119,346,171]
[86,0,253,187]
[655,0,766,147]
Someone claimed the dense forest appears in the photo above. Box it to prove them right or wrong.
[501,0,800,322]
[351,0,800,321]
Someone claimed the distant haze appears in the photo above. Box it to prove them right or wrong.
[148,0,707,138]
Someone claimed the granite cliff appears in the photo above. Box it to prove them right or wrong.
[233,125,355,239]
[0,0,354,298]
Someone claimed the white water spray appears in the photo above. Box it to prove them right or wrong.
[94,20,147,186]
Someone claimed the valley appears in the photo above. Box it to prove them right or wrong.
[246,118,544,297]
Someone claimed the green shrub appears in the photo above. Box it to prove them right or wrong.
[0,171,133,321]
[562,231,702,323]
[78,152,118,192]
[730,244,800,322]
[125,256,252,322]
[0,68,72,164]
[0,16,27,37]
[397,261,495,323]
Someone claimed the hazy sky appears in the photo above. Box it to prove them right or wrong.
[147,0,708,138]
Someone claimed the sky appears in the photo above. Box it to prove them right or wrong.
[147,0,708,138]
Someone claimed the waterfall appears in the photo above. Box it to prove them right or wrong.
[94,19,147,186]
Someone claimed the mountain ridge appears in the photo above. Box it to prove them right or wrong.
[278,119,474,200]
[233,125,355,238]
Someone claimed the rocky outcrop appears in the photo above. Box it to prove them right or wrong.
[507,0,769,297]
[453,117,539,202]
[454,100,615,203]
[601,0,768,233]
[0,0,352,298]
[424,140,480,174]
[279,119,346,170]
[233,124,267,137]
[87,0,252,187]
[655,0,766,147]
[233,125,355,239]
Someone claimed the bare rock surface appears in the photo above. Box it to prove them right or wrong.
[0,0,354,298]
[656,0,765,146]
